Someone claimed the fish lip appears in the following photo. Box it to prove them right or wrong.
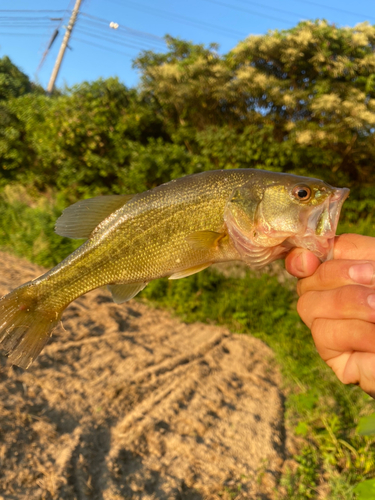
[329,187,350,234]
[324,187,349,260]
[305,186,350,260]
[307,187,349,235]
[331,187,350,203]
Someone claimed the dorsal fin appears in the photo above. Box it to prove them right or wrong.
[107,282,148,304]
[55,194,135,239]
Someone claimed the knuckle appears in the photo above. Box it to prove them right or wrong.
[332,286,350,310]
[297,293,313,323]
[334,234,352,259]
[310,318,327,344]
[332,285,365,313]
[316,261,332,284]
[316,260,346,288]
[298,277,311,295]
[311,317,323,334]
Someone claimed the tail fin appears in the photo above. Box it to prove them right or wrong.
[0,284,62,369]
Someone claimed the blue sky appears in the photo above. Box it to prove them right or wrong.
[1,0,374,90]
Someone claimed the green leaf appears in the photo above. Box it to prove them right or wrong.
[295,421,309,436]
[356,414,375,436]
[294,391,319,412]
[353,479,375,499]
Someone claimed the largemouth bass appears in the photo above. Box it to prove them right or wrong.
[0,169,349,369]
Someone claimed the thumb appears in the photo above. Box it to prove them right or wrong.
[285,248,321,278]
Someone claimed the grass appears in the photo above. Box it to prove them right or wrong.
[138,270,375,499]
[1,184,375,499]
[0,185,80,267]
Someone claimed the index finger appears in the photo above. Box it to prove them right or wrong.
[334,234,375,260]
[297,259,375,296]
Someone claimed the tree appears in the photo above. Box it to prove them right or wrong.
[135,22,375,185]
[1,22,375,198]
[0,56,32,100]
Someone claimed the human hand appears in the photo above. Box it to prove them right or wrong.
[285,234,375,398]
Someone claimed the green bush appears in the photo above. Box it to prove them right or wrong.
[0,186,80,266]
[1,20,375,498]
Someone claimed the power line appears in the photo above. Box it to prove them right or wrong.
[0,16,62,21]
[0,10,67,13]
[0,15,63,38]
[75,27,160,52]
[107,0,247,39]
[0,32,48,37]
[294,0,375,21]
[80,12,164,43]
[202,0,294,24]
[202,0,374,23]
[220,0,374,22]
[79,16,164,47]
[71,35,133,57]
[0,14,61,18]
[78,21,163,50]
[0,22,61,28]
[234,0,308,20]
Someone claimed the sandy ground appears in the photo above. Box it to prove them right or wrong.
[0,252,286,500]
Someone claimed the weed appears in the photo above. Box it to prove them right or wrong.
[0,186,374,498]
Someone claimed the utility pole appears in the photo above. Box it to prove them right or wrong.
[47,0,83,94]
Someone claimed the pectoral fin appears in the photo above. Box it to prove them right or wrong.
[55,194,135,239]
[186,230,224,251]
[107,282,148,303]
[169,263,211,280]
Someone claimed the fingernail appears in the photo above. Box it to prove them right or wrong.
[294,252,306,274]
[349,263,374,285]
[367,294,375,309]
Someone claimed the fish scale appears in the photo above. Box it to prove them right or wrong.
[43,170,245,306]
[0,169,349,368]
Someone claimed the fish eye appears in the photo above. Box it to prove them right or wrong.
[292,185,311,201]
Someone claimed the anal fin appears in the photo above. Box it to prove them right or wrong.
[169,263,211,280]
[107,282,148,304]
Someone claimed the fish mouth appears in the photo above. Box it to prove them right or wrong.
[302,187,350,260]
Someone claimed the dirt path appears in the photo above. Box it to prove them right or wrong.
[0,252,286,500]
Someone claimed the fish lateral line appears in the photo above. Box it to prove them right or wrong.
[0,169,350,369]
